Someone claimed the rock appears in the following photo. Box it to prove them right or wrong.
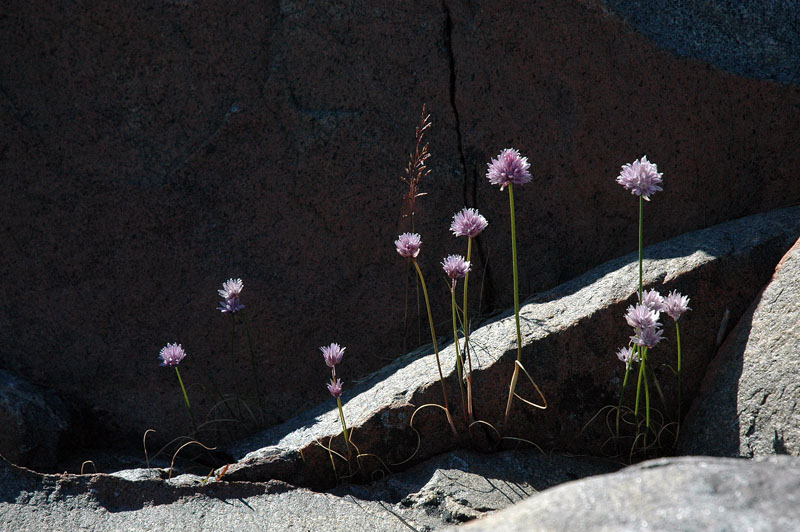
[679,237,800,457]
[454,455,800,532]
[2,0,800,457]
[0,370,70,470]
[601,0,800,83]
[221,207,800,488]
[332,449,620,530]
[0,450,618,531]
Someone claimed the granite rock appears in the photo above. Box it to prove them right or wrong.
[680,237,800,457]
[601,0,800,83]
[0,370,70,470]
[455,455,800,532]
[220,207,800,488]
[2,0,799,461]
[0,450,618,532]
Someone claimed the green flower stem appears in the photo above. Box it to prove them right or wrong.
[242,315,265,420]
[451,285,468,422]
[633,346,651,432]
[643,357,651,431]
[463,236,475,421]
[638,195,643,301]
[413,259,458,436]
[503,183,524,429]
[509,184,523,361]
[634,349,645,416]
[229,315,243,416]
[336,396,351,458]
[675,320,683,424]
[616,347,634,436]
[174,366,197,432]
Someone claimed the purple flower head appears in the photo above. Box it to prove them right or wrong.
[159,343,187,367]
[327,377,343,398]
[641,289,665,313]
[624,304,660,331]
[486,148,532,190]
[395,232,422,259]
[631,326,665,349]
[441,254,471,280]
[321,342,346,368]
[616,156,663,201]
[217,278,245,313]
[450,207,488,238]
[218,278,244,300]
[663,290,691,321]
[218,296,245,313]
[616,346,640,365]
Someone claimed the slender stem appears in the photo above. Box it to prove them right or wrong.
[463,237,475,421]
[229,315,242,417]
[336,397,351,459]
[634,350,645,416]
[675,320,682,425]
[509,184,523,361]
[413,259,458,436]
[503,183,524,429]
[643,354,651,431]
[616,351,633,437]
[242,314,265,422]
[648,364,668,412]
[504,364,520,429]
[175,367,197,432]
[638,195,643,302]
[633,346,651,431]
[402,261,409,354]
[451,285,467,422]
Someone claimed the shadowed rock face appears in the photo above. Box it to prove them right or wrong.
[680,237,800,457]
[220,208,800,489]
[454,455,800,532]
[0,371,70,470]
[2,0,799,459]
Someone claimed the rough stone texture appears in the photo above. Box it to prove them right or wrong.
[2,0,800,460]
[680,237,800,457]
[221,208,800,488]
[455,455,800,532]
[0,370,70,471]
[0,450,619,531]
[601,1,800,83]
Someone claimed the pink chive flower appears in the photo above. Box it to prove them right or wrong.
[624,303,660,331]
[218,278,244,300]
[218,297,245,313]
[616,346,639,364]
[631,326,665,348]
[663,290,691,321]
[327,377,343,398]
[486,148,532,190]
[217,278,245,313]
[395,232,422,258]
[616,156,663,200]
[641,288,665,313]
[450,207,488,238]
[159,343,187,367]
[441,254,471,280]
[321,343,346,368]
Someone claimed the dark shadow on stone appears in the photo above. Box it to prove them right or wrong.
[773,429,788,455]
[678,290,758,456]
[330,450,622,506]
